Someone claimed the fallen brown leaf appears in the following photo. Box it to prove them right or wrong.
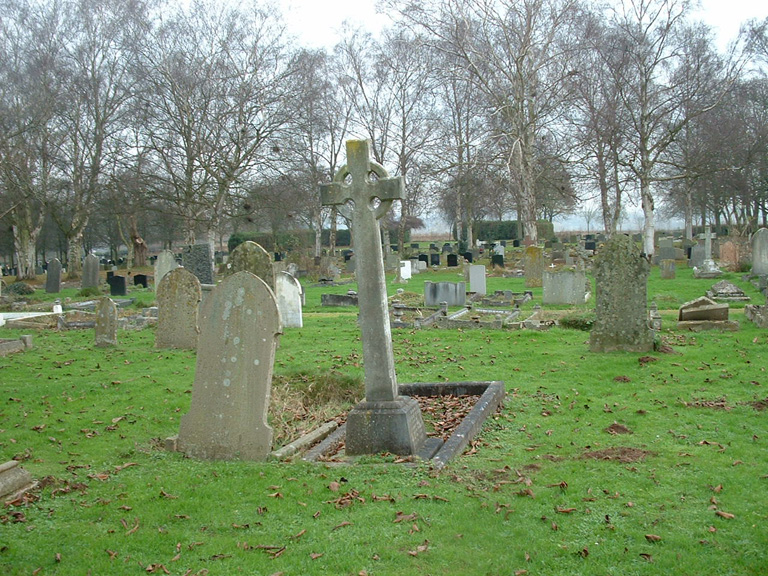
[332,521,353,531]
[640,553,653,562]
[310,552,324,560]
[715,510,735,519]
[645,534,662,542]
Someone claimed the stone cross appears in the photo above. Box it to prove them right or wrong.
[698,226,717,260]
[320,140,426,456]
[320,140,402,403]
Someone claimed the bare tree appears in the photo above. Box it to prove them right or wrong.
[140,0,291,251]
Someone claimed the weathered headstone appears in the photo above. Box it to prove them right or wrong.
[321,140,426,456]
[660,259,676,279]
[468,265,487,296]
[45,258,62,294]
[156,268,201,349]
[424,281,466,306]
[183,243,214,285]
[94,297,118,347]
[276,271,303,328]
[524,246,544,288]
[718,240,739,271]
[689,244,706,269]
[752,228,768,276]
[229,241,275,289]
[677,296,738,331]
[172,271,281,460]
[81,254,100,290]
[590,235,653,353]
[706,280,750,302]
[154,250,179,292]
[542,269,589,305]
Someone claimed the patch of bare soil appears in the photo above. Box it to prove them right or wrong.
[684,397,732,410]
[582,447,654,463]
[613,376,631,383]
[604,422,633,435]
[746,397,768,412]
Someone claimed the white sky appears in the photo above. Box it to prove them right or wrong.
[281,0,766,51]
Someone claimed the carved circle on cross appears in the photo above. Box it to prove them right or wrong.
[332,159,396,221]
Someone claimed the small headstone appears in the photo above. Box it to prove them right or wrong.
[590,235,653,352]
[447,253,459,267]
[183,243,215,285]
[82,254,100,290]
[542,269,589,305]
[45,258,62,294]
[156,268,201,349]
[94,297,118,347]
[424,281,466,306]
[689,244,706,269]
[584,240,597,252]
[660,259,676,279]
[718,240,739,271]
[463,251,473,263]
[524,246,544,288]
[173,271,281,460]
[752,228,768,275]
[430,253,441,266]
[491,254,504,269]
[276,272,303,328]
[398,260,412,282]
[468,265,487,296]
[134,274,149,288]
[108,275,127,296]
[229,241,275,289]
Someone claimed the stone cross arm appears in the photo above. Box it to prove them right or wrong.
[320,140,403,221]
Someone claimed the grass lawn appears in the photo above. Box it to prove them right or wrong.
[1,261,766,575]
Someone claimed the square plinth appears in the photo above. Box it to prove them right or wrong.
[345,396,426,456]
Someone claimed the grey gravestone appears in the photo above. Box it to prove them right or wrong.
[230,241,275,290]
[276,271,303,328]
[45,258,62,294]
[752,228,768,275]
[173,271,281,460]
[94,297,118,347]
[321,140,426,456]
[660,259,676,279]
[154,250,179,292]
[694,226,722,278]
[590,235,653,353]
[156,268,201,349]
[82,254,100,290]
[183,243,214,285]
[524,246,544,288]
[424,281,466,306]
[468,265,487,296]
[542,269,589,305]
[689,244,706,269]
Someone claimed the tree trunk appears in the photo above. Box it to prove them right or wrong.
[684,186,694,240]
[12,206,42,280]
[640,180,655,257]
[130,216,148,268]
[66,232,84,279]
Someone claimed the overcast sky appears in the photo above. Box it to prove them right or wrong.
[282,0,766,51]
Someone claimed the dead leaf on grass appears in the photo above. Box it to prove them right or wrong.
[715,510,735,519]
[645,534,662,542]
[407,540,429,556]
[332,521,353,531]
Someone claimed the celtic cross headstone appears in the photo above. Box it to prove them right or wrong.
[321,140,426,456]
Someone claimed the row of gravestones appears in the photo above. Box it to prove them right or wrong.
[155,241,303,350]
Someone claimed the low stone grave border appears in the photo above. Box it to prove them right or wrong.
[0,335,33,356]
[299,380,505,469]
